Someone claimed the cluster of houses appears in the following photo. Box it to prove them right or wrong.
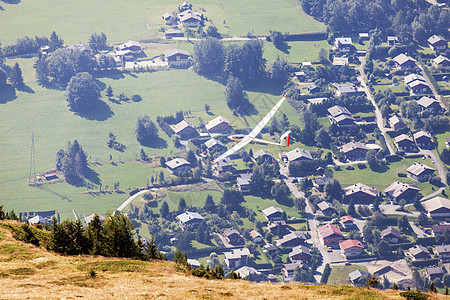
[162,2,204,38]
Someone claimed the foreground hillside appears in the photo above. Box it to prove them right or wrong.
[0,221,441,300]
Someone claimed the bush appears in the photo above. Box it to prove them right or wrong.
[345,165,354,170]
[357,163,366,169]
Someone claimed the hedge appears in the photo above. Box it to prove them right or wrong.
[416,237,437,246]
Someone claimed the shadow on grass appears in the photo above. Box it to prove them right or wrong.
[75,100,114,121]
[37,185,72,202]
[275,43,291,54]
[139,136,168,149]
[370,164,389,173]
[94,70,125,80]
[0,85,17,104]
[85,167,101,185]
[16,84,34,94]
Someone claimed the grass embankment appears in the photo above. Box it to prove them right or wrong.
[0,220,428,299]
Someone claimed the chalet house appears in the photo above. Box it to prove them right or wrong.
[28,215,48,225]
[433,55,450,70]
[426,267,444,280]
[389,115,406,131]
[179,1,192,11]
[294,71,306,81]
[317,201,336,216]
[339,239,364,257]
[253,149,274,162]
[380,227,401,243]
[393,54,416,70]
[235,266,266,282]
[349,270,368,286]
[204,138,226,153]
[67,43,92,54]
[275,231,307,248]
[43,172,58,180]
[224,228,245,246]
[178,10,202,27]
[307,83,320,94]
[332,83,363,97]
[314,176,332,192]
[408,245,431,261]
[176,211,204,230]
[318,224,343,248]
[406,162,435,182]
[340,141,369,161]
[164,49,191,67]
[166,158,191,175]
[428,35,448,53]
[205,116,230,133]
[340,215,356,229]
[432,224,450,236]
[387,36,399,46]
[344,183,378,203]
[171,120,198,140]
[435,244,450,261]
[404,74,430,94]
[285,147,312,163]
[162,12,175,24]
[359,33,369,40]
[417,96,443,112]
[268,220,287,234]
[394,134,416,152]
[224,248,250,269]
[413,131,433,149]
[84,214,105,225]
[262,206,283,221]
[283,262,310,279]
[333,57,348,66]
[289,245,311,262]
[165,29,184,39]
[118,40,142,54]
[237,173,252,192]
[263,243,278,256]
[327,105,355,127]
[334,37,352,53]
[423,197,450,218]
[384,181,420,201]
[214,157,234,173]
[250,230,263,243]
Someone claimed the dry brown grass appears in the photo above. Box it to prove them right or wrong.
[0,225,446,299]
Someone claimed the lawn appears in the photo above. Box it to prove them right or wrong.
[263,40,332,64]
[0,0,324,45]
[333,157,438,197]
[327,264,368,285]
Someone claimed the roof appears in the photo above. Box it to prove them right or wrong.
[314,176,332,186]
[409,244,430,256]
[224,228,240,237]
[394,134,414,144]
[427,266,444,275]
[317,201,335,212]
[176,211,204,224]
[404,74,426,85]
[205,116,230,131]
[179,11,201,22]
[318,224,343,238]
[432,224,450,234]
[253,149,274,159]
[341,141,369,154]
[428,35,447,45]
[224,248,250,260]
[393,53,415,66]
[237,176,252,186]
[340,215,354,223]
[389,115,404,126]
[344,183,378,198]
[166,158,190,169]
[289,245,311,257]
[333,57,349,66]
[434,55,450,65]
[119,40,141,50]
[435,244,450,253]
[333,83,359,94]
[417,97,442,109]
[384,181,420,198]
[409,80,429,89]
[262,206,283,217]
[171,120,195,134]
[250,230,262,239]
[413,131,432,140]
[28,215,47,225]
[339,239,364,250]
[187,259,201,268]
[276,231,306,246]
[349,270,367,281]
[284,262,309,272]
[423,197,450,213]
[406,162,435,176]
[164,49,191,58]
[235,266,261,278]
[84,213,105,224]
[204,138,225,149]
[381,227,400,239]
[307,97,328,105]
[335,37,352,45]
[359,33,369,38]
[327,105,351,118]
[286,147,312,161]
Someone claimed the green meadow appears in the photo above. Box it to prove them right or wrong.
[0,0,325,45]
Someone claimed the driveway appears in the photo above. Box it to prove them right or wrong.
[379,203,420,217]
[409,222,429,238]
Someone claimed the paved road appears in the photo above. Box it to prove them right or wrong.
[116,189,150,212]
[419,149,446,200]
[357,62,395,155]
[379,203,420,217]
[417,62,441,101]
[409,221,429,238]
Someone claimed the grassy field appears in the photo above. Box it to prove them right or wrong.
[0,0,324,45]
[333,157,438,197]
[327,264,368,285]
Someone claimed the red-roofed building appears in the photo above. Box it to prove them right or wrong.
[340,215,355,229]
[318,224,343,248]
[340,239,364,257]
[43,172,58,180]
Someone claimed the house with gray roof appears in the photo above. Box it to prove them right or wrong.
[214,156,234,173]
[164,49,191,67]
[393,54,416,70]
[253,149,274,162]
[237,173,252,192]
[394,134,415,152]
[178,10,202,27]
[413,131,433,149]
[344,183,378,203]
[176,211,204,230]
[433,55,450,70]
[428,35,448,53]
[166,158,191,175]
[340,141,369,161]
[408,245,431,260]
[406,162,435,182]
[417,96,443,112]
[427,266,444,280]
[423,196,450,218]
[224,228,244,246]
[275,231,307,248]
[327,105,355,127]
[28,215,48,225]
[289,245,311,262]
[333,83,364,97]
[384,181,420,201]
[118,40,142,53]
[262,206,283,221]
[84,213,105,225]
[205,116,230,133]
[171,120,198,140]
[285,147,312,163]
[235,266,266,282]
[349,270,368,286]
[283,262,310,280]
[435,244,450,261]
[389,115,406,131]
[165,28,184,39]
[204,138,226,153]
[317,201,336,216]
[224,248,250,269]
[334,37,352,53]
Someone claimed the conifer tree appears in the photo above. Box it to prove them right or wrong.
[9,62,23,87]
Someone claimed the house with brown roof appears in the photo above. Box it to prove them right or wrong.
[433,55,450,70]
[250,230,263,243]
[171,120,198,140]
[289,245,311,262]
[340,215,356,229]
[381,227,401,243]
[413,131,433,149]
[408,245,431,261]
[406,162,435,182]
[384,181,420,201]
[423,197,450,218]
[340,142,369,161]
[344,183,378,203]
[340,239,364,257]
[432,224,450,236]
[417,97,443,112]
[205,116,230,133]
[223,228,244,246]
[394,134,416,152]
[428,35,448,53]
[393,54,416,70]
[318,224,343,247]
[275,232,307,248]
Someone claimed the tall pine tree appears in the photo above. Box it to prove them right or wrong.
[9,62,23,87]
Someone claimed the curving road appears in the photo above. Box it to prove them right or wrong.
[116,189,150,212]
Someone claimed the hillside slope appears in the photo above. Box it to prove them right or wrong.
[0,221,441,299]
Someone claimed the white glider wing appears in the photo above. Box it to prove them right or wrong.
[214,95,286,163]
